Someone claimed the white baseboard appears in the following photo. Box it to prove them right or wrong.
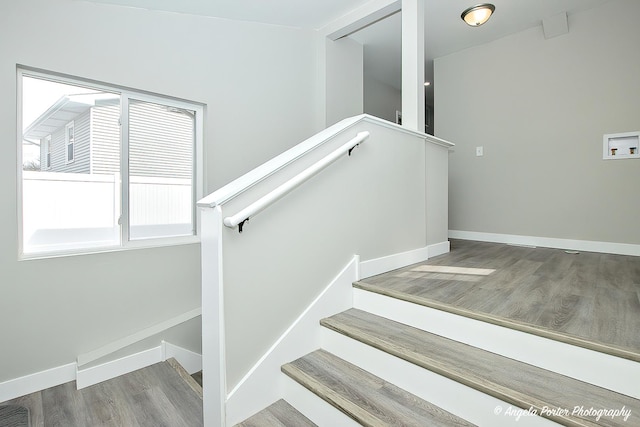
[449,230,640,257]
[76,307,202,367]
[163,341,202,375]
[427,240,450,258]
[76,346,162,389]
[359,246,430,279]
[354,288,640,399]
[358,242,450,279]
[75,341,202,390]
[225,256,358,426]
[0,344,202,401]
[0,362,76,403]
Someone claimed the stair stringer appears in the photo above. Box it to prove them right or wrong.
[354,288,640,399]
[224,256,358,426]
[225,244,440,425]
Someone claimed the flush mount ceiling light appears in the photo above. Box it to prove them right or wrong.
[461,3,495,27]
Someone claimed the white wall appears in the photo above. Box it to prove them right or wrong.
[220,119,428,389]
[325,37,364,126]
[0,0,318,383]
[364,74,401,124]
[435,0,640,245]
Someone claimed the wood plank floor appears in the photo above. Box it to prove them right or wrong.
[357,239,640,360]
[234,399,317,427]
[0,361,203,427]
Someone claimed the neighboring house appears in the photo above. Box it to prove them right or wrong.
[24,93,119,174]
[24,93,193,179]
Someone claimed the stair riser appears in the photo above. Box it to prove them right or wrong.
[354,288,640,399]
[321,328,560,427]
[282,374,362,427]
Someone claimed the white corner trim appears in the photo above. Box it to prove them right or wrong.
[162,341,203,375]
[449,230,640,257]
[359,246,430,279]
[225,256,358,426]
[76,307,202,368]
[0,362,76,403]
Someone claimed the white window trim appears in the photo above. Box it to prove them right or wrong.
[17,67,204,260]
[65,121,75,164]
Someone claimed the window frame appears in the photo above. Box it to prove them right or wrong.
[17,67,204,259]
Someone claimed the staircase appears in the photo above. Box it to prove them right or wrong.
[234,279,640,426]
[196,115,638,426]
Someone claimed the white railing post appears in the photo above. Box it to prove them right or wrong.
[200,206,227,426]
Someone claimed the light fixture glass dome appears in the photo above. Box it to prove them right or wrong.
[461,3,495,27]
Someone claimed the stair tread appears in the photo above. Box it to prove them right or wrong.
[234,399,316,427]
[354,280,640,362]
[282,349,475,427]
[322,308,640,427]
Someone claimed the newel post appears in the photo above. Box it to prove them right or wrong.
[200,205,227,426]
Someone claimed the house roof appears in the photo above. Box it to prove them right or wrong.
[23,93,119,141]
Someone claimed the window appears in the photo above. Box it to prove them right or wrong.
[65,122,75,163]
[43,135,51,169]
[19,69,203,256]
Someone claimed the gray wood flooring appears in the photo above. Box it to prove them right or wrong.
[166,358,202,400]
[282,349,475,427]
[234,399,316,427]
[357,239,640,361]
[323,308,640,427]
[1,361,203,427]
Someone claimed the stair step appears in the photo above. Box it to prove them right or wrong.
[282,349,475,426]
[166,358,203,400]
[234,399,316,427]
[321,308,640,427]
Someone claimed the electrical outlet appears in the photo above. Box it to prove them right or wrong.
[476,146,484,157]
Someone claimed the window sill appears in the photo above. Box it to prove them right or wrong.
[19,235,200,261]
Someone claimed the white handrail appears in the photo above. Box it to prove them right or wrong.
[197,114,453,209]
[223,131,370,230]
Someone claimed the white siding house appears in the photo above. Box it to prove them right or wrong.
[25,94,193,178]
[90,99,120,175]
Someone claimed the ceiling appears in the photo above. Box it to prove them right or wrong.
[87,0,374,28]
[350,0,610,103]
[90,0,611,104]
